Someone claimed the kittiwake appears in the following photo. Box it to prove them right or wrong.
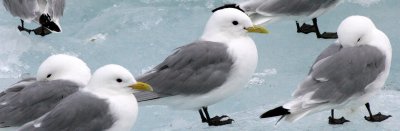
[0,54,91,128]
[18,64,153,131]
[260,15,392,125]
[2,0,65,36]
[135,6,268,126]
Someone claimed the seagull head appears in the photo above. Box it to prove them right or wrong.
[36,54,91,86]
[337,15,377,47]
[201,7,268,42]
[86,64,153,94]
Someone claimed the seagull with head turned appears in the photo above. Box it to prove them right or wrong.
[0,54,91,128]
[19,64,153,131]
[134,5,268,126]
[260,15,392,125]
[2,0,65,36]
[215,0,342,39]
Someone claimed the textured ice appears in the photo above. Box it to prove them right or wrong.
[0,0,399,130]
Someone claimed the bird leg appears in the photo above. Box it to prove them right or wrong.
[200,107,234,126]
[296,18,338,39]
[198,109,207,123]
[364,103,391,122]
[328,109,349,125]
[17,19,34,34]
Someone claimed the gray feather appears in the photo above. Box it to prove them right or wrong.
[241,0,340,16]
[293,45,386,104]
[19,92,115,131]
[136,41,234,101]
[3,0,39,20]
[0,80,80,127]
[308,43,342,74]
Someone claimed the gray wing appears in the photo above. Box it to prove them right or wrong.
[136,41,234,101]
[3,0,39,20]
[0,80,80,127]
[47,0,65,19]
[0,77,36,98]
[19,92,115,131]
[308,43,342,74]
[240,0,340,16]
[293,45,386,104]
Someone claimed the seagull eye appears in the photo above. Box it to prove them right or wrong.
[116,78,122,83]
[357,38,361,42]
[232,21,238,25]
[46,74,52,78]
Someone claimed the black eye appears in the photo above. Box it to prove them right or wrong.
[232,21,238,25]
[47,74,52,78]
[357,38,361,42]
[116,78,122,83]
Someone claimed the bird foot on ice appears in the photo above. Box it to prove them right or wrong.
[17,26,33,34]
[328,116,350,125]
[364,112,391,122]
[33,26,52,36]
[297,23,316,34]
[208,115,234,126]
[318,32,338,39]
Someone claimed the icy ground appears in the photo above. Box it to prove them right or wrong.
[0,0,399,130]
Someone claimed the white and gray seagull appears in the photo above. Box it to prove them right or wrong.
[260,15,392,125]
[134,6,268,126]
[216,0,342,39]
[0,54,91,128]
[2,0,65,36]
[19,64,153,131]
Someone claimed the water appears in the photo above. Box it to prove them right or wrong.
[0,0,399,130]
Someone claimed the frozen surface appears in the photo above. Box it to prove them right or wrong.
[0,0,399,130]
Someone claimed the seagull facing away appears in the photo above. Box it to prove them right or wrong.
[0,54,91,128]
[19,64,153,131]
[260,15,392,125]
[2,0,65,36]
[221,0,341,39]
[134,6,268,126]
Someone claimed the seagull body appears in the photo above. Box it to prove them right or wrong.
[260,16,392,124]
[3,0,65,35]
[235,0,341,39]
[0,54,91,128]
[19,64,153,131]
[135,7,268,126]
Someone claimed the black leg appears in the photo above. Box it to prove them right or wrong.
[312,18,338,39]
[296,21,301,33]
[17,19,33,34]
[199,109,207,123]
[328,109,349,125]
[364,103,391,122]
[200,106,233,126]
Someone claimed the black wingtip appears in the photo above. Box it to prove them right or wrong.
[212,4,244,13]
[260,106,290,118]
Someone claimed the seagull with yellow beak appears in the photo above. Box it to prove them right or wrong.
[135,5,268,126]
[19,64,153,131]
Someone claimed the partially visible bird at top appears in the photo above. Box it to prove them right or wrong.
[2,0,65,36]
[215,0,342,39]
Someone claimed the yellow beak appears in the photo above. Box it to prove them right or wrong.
[129,82,153,91]
[246,25,269,34]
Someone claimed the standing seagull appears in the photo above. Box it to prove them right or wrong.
[0,54,91,128]
[225,0,341,39]
[2,0,65,36]
[135,7,268,126]
[19,64,153,131]
[260,15,392,124]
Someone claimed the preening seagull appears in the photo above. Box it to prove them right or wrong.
[134,6,268,126]
[216,0,342,39]
[2,0,65,36]
[0,54,91,128]
[19,64,153,131]
[260,15,392,125]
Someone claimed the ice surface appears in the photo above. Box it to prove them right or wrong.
[0,0,399,130]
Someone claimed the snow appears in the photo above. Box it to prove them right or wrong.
[0,0,399,130]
